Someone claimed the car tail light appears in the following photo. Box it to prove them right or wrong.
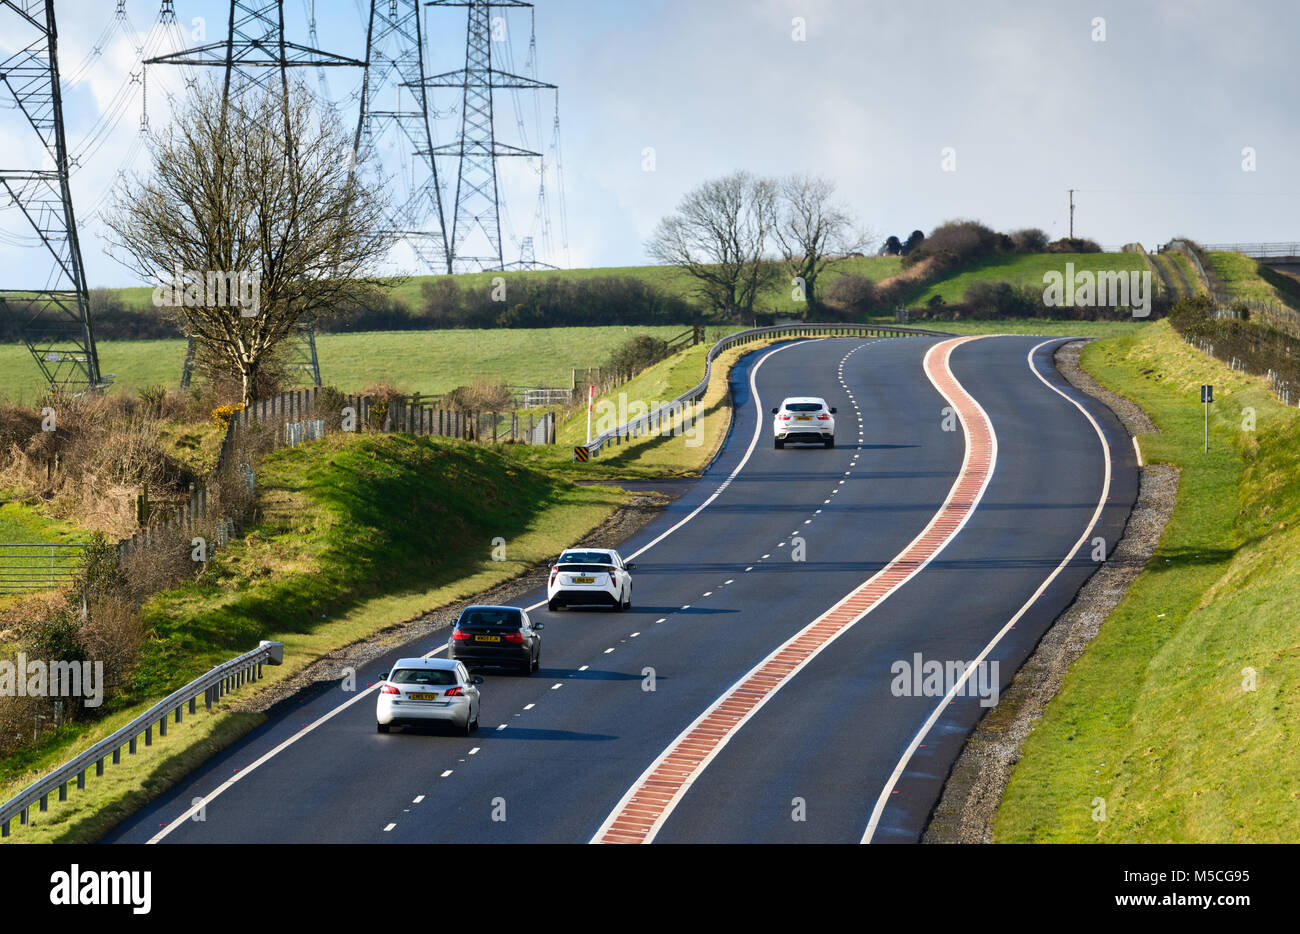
[605,566,618,575]
[444,686,464,696]
[778,414,791,420]
[817,413,830,420]
[380,683,400,695]
[452,629,471,641]
[549,564,558,584]
[504,632,525,643]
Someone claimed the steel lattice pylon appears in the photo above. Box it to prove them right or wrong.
[356,0,451,274]
[147,1,364,389]
[419,0,555,273]
[1,0,109,394]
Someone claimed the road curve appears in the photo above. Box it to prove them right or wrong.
[102,334,1136,844]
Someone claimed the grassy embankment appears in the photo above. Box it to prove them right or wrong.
[995,319,1300,842]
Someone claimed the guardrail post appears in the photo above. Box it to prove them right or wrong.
[76,770,84,791]
[20,808,27,826]
[96,757,103,776]
[144,725,152,747]
[113,746,120,764]
[159,715,166,737]
[2,819,8,837]
[189,696,196,715]
[175,706,182,724]
[39,794,47,811]
[129,736,137,755]
[58,782,66,802]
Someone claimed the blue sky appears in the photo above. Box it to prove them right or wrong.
[2,0,1299,291]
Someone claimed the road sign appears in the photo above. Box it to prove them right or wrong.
[573,445,590,463]
[1202,384,1213,451]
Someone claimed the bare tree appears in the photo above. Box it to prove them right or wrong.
[773,175,867,310]
[103,78,391,406]
[646,171,779,321]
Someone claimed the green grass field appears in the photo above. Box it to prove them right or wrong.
[995,320,1300,842]
[909,252,1147,305]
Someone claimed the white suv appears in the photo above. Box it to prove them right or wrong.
[772,396,836,449]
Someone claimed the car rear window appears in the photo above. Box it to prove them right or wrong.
[785,403,824,412]
[559,552,612,565]
[561,565,610,573]
[390,668,458,685]
[459,608,523,628]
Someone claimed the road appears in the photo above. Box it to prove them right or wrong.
[103,334,1137,844]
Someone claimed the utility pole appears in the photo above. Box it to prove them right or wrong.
[2,0,109,394]
[1068,188,1075,239]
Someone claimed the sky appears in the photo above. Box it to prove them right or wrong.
[2,0,1299,291]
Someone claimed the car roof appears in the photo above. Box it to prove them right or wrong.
[390,657,460,671]
[459,604,523,613]
[781,396,828,405]
[559,547,614,557]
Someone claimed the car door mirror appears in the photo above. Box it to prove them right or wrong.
[626,561,637,570]
[830,407,837,414]
[770,407,779,414]
[533,622,544,631]
[471,676,484,685]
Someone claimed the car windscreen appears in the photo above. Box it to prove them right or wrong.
[559,552,612,565]
[459,608,523,629]
[390,668,458,685]
[784,403,824,412]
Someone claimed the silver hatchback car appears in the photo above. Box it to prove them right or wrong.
[376,657,482,735]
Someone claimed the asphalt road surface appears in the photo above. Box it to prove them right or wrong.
[104,334,1137,844]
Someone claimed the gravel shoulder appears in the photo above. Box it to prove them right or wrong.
[922,339,1178,843]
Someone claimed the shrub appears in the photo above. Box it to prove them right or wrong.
[824,274,876,319]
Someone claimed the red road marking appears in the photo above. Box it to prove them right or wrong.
[591,337,996,844]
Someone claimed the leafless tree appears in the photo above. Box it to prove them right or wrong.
[646,171,779,321]
[773,175,868,310]
[103,77,392,406]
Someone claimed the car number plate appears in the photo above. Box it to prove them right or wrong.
[409,692,437,700]
[474,634,501,642]
[573,576,595,583]
[796,416,812,420]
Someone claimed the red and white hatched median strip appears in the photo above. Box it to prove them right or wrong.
[590,336,998,844]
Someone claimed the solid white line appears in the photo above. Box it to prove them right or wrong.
[859,338,1115,843]
[1133,435,1143,467]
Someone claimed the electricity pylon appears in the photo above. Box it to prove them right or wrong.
[2,0,109,394]
[355,0,451,274]
[419,0,555,273]
[147,0,365,388]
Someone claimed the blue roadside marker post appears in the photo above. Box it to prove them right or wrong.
[1201,384,1213,452]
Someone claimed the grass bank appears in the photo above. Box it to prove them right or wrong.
[995,319,1300,842]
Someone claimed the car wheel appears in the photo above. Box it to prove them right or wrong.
[622,587,632,611]
[531,651,540,673]
[824,435,834,449]
[774,437,784,449]
[613,591,625,612]
[377,722,389,733]
[547,598,561,611]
